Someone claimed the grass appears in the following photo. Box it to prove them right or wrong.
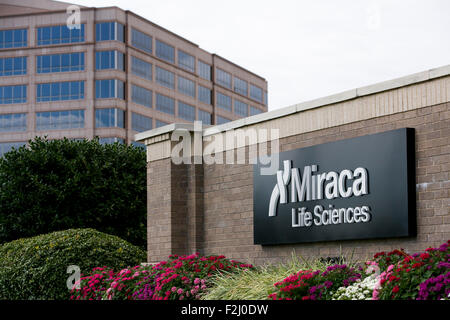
[201,251,361,300]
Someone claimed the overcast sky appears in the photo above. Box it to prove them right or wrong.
[75,0,450,111]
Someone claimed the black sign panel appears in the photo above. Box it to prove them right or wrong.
[253,128,416,245]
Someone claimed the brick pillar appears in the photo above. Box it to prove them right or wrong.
[144,128,204,263]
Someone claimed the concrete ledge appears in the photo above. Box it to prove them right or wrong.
[356,70,429,96]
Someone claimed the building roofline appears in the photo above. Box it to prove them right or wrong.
[0,5,93,18]
[124,9,200,49]
[135,63,450,141]
[213,54,267,82]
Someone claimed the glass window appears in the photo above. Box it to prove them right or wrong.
[0,142,26,157]
[198,109,211,125]
[36,110,84,130]
[198,61,211,81]
[95,22,124,42]
[216,115,231,125]
[0,113,27,132]
[250,106,263,116]
[155,66,175,89]
[95,51,124,70]
[155,119,169,128]
[0,85,26,104]
[95,79,124,99]
[250,84,263,103]
[155,40,175,63]
[0,29,27,48]
[131,84,152,107]
[234,99,248,117]
[0,56,27,76]
[131,28,152,53]
[234,77,248,96]
[264,91,268,106]
[131,113,152,132]
[178,50,195,73]
[37,81,84,102]
[37,24,85,45]
[98,137,124,145]
[178,101,195,121]
[37,52,84,73]
[95,108,125,128]
[216,68,231,89]
[198,85,211,105]
[156,93,175,115]
[216,92,231,112]
[178,76,195,98]
[131,56,152,80]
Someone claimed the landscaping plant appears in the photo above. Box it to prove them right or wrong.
[71,253,253,300]
[268,264,362,300]
[0,137,147,248]
[0,229,146,300]
[373,240,450,300]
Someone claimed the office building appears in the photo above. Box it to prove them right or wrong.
[0,0,268,154]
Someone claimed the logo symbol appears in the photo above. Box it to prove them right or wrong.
[268,160,291,217]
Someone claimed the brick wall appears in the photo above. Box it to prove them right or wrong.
[199,102,450,265]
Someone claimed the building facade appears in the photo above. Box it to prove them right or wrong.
[137,65,450,265]
[0,0,268,155]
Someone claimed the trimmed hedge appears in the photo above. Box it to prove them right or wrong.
[0,229,146,300]
[0,137,147,248]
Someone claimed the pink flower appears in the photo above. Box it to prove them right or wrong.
[177,289,183,295]
[171,287,177,292]
[372,289,379,300]
[119,269,129,276]
[194,278,200,285]
[387,265,394,272]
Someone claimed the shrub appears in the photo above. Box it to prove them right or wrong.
[268,264,362,300]
[0,137,147,248]
[72,253,253,300]
[0,229,146,300]
[373,240,450,300]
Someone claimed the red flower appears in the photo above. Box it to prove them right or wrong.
[392,285,400,293]
[420,253,430,260]
[403,256,412,263]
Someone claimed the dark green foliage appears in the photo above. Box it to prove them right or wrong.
[0,228,147,300]
[0,137,147,248]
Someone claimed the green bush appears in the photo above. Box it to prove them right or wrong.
[0,137,147,247]
[0,228,147,300]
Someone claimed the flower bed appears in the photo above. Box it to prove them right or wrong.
[372,240,450,300]
[70,240,450,300]
[268,265,362,300]
[71,253,253,300]
[270,240,449,300]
